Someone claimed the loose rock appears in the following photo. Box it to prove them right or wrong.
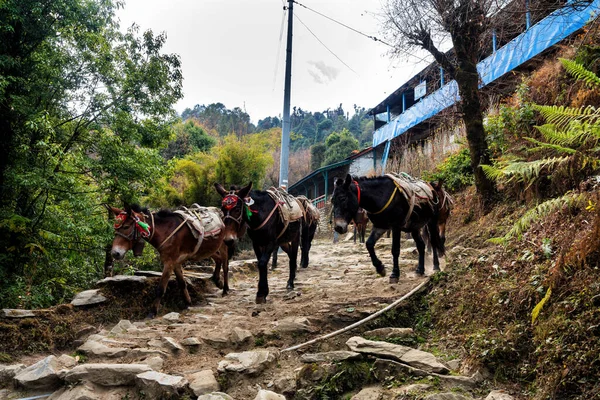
[110,319,136,335]
[300,351,362,363]
[64,363,152,386]
[181,337,202,347]
[217,350,278,376]
[346,337,448,374]
[1,309,35,318]
[77,340,128,358]
[162,312,180,322]
[197,393,234,400]
[162,336,184,352]
[14,355,61,390]
[71,289,107,306]
[96,275,147,285]
[0,363,25,386]
[188,369,220,396]
[230,327,253,347]
[485,390,515,400]
[351,386,384,400]
[135,370,188,400]
[254,389,286,400]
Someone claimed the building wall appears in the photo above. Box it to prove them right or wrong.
[349,151,376,177]
[387,122,465,177]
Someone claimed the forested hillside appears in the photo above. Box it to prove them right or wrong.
[0,0,375,311]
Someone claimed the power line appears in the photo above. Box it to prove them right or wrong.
[294,13,358,75]
[292,0,395,49]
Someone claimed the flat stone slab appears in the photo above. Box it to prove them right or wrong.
[351,386,385,400]
[134,270,163,277]
[363,327,414,339]
[77,340,129,358]
[346,337,448,374]
[188,369,220,396]
[1,309,35,318]
[300,351,362,363]
[135,370,188,400]
[64,363,152,386]
[110,319,136,334]
[71,289,107,306]
[424,393,474,400]
[97,275,147,285]
[217,350,278,376]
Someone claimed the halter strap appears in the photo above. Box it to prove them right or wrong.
[252,200,282,231]
[370,179,404,215]
[353,180,361,205]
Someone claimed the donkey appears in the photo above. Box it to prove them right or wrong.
[353,208,368,244]
[423,180,453,268]
[108,204,230,317]
[215,182,302,303]
[331,174,445,280]
[295,195,320,268]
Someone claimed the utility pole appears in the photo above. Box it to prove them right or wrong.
[279,0,293,191]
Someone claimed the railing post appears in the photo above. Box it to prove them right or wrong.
[492,29,497,52]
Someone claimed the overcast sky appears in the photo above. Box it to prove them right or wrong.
[118,0,430,123]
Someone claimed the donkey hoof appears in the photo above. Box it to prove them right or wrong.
[255,296,267,304]
[433,266,441,272]
[375,265,386,277]
[286,284,294,291]
[145,313,156,320]
[389,276,399,284]
[415,269,425,276]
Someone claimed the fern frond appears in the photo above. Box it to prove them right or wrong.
[560,58,600,88]
[496,157,569,184]
[534,105,600,130]
[532,286,552,325]
[492,193,584,243]
[481,164,506,181]
[524,137,577,154]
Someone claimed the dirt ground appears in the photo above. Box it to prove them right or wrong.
[4,231,442,399]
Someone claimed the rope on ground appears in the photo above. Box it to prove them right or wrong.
[281,277,430,353]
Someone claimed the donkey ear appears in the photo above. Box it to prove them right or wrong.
[334,178,344,187]
[343,174,352,189]
[238,182,253,199]
[214,183,228,198]
[104,204,123,218]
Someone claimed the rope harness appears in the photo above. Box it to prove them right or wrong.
[221,192,289,239]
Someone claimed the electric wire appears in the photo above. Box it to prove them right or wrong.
[294,13,358,75]
[292,0,396,48]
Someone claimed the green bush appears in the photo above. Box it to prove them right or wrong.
[423,148,473,192]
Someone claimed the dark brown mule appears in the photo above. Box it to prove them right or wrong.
[108,204,230,318]
[353,208,368,244]
[423,181,453,268]
[215,182,302,304]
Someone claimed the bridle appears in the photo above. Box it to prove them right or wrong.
[113,211,155,244]
[221,193,247,228]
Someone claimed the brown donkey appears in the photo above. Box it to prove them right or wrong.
[108,204,230,318]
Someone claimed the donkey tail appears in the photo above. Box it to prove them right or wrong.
[426,217,445,257]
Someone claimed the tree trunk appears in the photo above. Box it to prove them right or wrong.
[454,52,497,210]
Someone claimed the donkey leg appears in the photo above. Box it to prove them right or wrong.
[281,240,299,291]
[150,265,173,318]
[222,251,230,295]
[254,243,273,303]
[390,226,402,283]
[272,247,278,270]
[432,247,440,271]
[174,264,192,308]
[211,260,224,289]
[366,228,387,276]
[412,230,426,276]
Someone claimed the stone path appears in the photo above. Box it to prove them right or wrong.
[0,234,515,399]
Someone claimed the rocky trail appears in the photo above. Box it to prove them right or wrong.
[1,234,513,400]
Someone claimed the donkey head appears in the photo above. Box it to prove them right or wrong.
[332,174,360,234]
[215,182,252,245]
[107,204,149,260]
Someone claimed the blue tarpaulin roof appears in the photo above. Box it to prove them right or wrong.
[373,0,600,147]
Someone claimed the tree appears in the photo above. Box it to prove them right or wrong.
[162,120,216,160]
[383,0,498,206]
[0,0,182,307]
[311,144,326,170]
[323,129,359,166]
